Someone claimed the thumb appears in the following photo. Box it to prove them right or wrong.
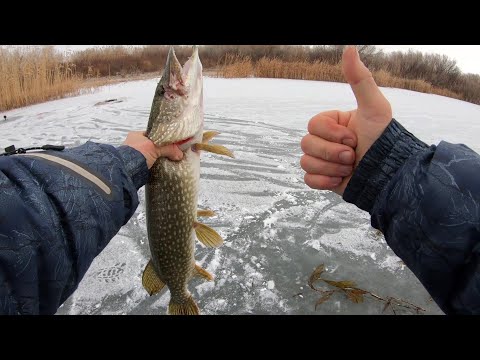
[342,46,386,111]
[156,144,184,161]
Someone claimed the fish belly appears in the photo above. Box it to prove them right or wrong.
[145,150,200,300]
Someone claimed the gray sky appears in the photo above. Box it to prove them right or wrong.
[50,45,480,76]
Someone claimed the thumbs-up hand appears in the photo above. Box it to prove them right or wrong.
[301,46,393,195]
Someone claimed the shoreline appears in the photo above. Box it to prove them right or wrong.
[2,70,474,114]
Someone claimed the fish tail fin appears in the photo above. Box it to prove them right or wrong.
[168,296,200,315]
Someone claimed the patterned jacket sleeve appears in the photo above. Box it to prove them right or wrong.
[344,119,480,315]
[0,141,149,314]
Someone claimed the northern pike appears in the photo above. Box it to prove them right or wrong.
[142,46,234,315]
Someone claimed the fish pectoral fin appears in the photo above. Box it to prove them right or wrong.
[197,209,216,217]
[193,143,235,158]
[194,264,214,281]
[168,296,200,315]
[202,130,220,143]
[142,260,166,296]
[194,221,224,248]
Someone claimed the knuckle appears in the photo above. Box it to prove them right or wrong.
[322,147,332,162]
[325,122,343,143]
[331,126,344,143]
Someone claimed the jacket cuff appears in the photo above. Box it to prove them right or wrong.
[343,119,428,213]
[116,145,149,189]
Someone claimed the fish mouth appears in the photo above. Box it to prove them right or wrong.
[147,46,203,148]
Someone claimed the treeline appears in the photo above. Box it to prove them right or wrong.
[69,45,480,104]
[2,45,480,111]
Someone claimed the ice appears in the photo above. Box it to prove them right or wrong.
[3,77,471,315]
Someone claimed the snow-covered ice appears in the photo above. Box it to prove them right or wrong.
[3,77,477,315]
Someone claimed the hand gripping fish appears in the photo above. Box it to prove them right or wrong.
[142,46,234,315]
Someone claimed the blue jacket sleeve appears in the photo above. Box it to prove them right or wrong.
[0,141,149,315]
[344,119,480,315]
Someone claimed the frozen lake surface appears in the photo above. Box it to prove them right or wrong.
[4,77,480,315]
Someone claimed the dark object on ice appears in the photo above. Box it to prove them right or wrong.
[308,263,426,314]
[0,144,65,156]
[94,98,123,106]
[3,116,6,121]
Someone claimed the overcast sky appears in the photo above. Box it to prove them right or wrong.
[43,45,480,76]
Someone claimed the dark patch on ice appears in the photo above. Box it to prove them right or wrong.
[0,115,21,124]
[94,99,123,106]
